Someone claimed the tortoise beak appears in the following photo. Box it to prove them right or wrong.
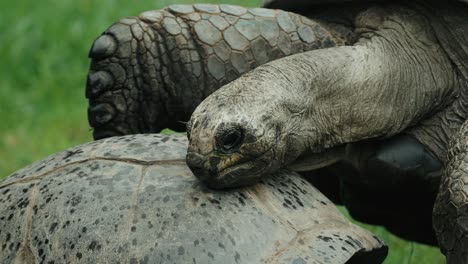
[186,152,210,181]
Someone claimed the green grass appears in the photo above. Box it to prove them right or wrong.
[0,0,444,263]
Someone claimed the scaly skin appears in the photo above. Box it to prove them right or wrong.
[433,121,468,264]
[87,4,353,139]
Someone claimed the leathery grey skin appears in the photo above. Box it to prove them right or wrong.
[0,134,387,264]
[86,4,352,139]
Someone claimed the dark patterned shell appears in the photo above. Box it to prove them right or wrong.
[262,0,387,11]
[0,134,386,263]
[262,0,468,85]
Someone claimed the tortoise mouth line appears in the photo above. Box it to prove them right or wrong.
[213,155,274,189]
[216,161,255,182]
[212,140,282,187]
[207,160,277,189]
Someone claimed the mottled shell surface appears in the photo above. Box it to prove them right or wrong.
[0,134,386,263]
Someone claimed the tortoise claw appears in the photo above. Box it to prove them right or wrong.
[86,71,114,98]
[88,34,117,59]
[88,103,116,127]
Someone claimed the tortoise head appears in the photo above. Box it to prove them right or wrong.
[186,79,307,189]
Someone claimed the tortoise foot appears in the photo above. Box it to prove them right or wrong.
[87,16,168,139]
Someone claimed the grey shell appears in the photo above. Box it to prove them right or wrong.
[0,134,387,263]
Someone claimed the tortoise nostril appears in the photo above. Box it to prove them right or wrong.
[186,152,203,167]
[186,153,208,180]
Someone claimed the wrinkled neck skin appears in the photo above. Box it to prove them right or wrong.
[187,5,457,188]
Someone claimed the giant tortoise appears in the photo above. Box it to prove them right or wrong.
[84,0,467,262]
[183,1,468,263]
[0,134,387,263]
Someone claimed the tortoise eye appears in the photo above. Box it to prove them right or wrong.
[219,128,243,153]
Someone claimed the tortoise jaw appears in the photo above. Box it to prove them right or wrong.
[186,152,212,181]
[206,162,260,189]
[186,151,261,189]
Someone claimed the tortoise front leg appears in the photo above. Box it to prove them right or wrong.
[433,121,468,264]
[86,4,352,139]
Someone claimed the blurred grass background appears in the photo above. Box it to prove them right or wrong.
[0,0,444,263]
